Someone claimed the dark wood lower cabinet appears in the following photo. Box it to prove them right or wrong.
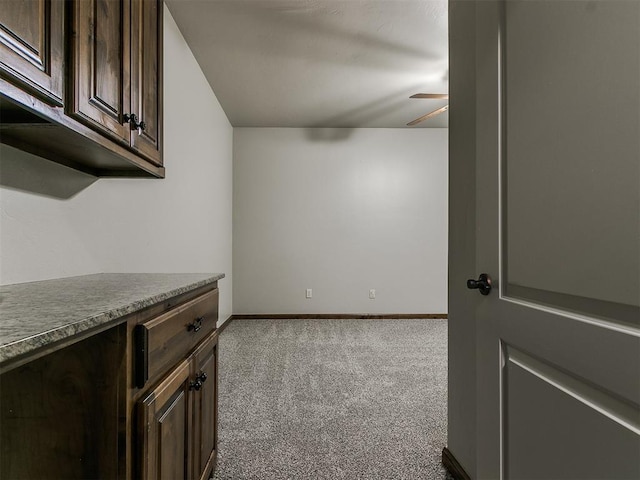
[0,324,125,479]
[137,330,219,480]
[192,332,219,480]
[138,359,193,480]
[0,284,219,480]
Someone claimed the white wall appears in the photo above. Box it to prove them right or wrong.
[0,6,234,323]
[233,128,447,315]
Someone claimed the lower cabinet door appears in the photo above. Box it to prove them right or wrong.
[192,331,219,480]
[138,359,193,480]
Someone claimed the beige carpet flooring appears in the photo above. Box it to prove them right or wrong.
[213,318,451,480]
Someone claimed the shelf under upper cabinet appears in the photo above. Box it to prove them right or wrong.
[0,93,165,177]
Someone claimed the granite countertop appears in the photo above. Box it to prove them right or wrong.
[0,273,224,367]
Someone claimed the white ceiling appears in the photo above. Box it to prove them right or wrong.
[165,0,448,128]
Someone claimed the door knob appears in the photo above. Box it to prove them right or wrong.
[467,273,492,295]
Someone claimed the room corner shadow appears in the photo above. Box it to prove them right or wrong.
[0,144,97,199]
[303,83,433,135]
[303,128,355,142]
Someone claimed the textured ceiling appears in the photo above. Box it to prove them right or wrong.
[165,0,448,128]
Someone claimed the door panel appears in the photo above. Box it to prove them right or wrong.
[503,0,640,313]
[70,0,130,142]
[130,0,162,165]
[0,0,64,105]
[505,347,640,479]
[498,302,640,405]
[473,1,640,478]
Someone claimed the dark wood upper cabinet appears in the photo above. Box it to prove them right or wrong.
[69,0,130,143]
[0,0,164,177]
[69,0,162,165]
[0,0,65,106]
[130,0,162,165]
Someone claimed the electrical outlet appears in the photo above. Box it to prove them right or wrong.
[369,289,376,299]
[306,288,313,299]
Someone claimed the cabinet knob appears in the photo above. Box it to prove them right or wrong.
[123,113,136,126]
[124,113,145,134]
[190,372,208,391]
[187,317,203,333]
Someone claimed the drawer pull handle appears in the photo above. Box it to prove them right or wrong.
[187,317,203,333]
[189,372,208,391]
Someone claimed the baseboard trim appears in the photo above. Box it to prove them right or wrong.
[218,314,446,333]
[217,315,235,335]
[231,313,447,320]
[442,447,471,480]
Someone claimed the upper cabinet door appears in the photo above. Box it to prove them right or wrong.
[69,0,130,143]
[130,0,162,166]
[0,0,64,106]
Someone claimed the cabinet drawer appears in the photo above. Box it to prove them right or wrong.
[135,289,218,388]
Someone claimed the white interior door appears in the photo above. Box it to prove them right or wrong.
[474,1,640,478]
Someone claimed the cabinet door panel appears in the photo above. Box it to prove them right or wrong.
[192,332,218,480]
[158,393,187,480]
[130,0,162,165]
[0,0,64,105]
[138,359,192,480]
[70,0,129,142]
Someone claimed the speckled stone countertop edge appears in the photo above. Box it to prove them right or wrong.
[0,273,225,366]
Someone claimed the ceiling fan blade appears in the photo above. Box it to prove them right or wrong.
[406,104,449,126]
[410,93,449,99]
